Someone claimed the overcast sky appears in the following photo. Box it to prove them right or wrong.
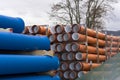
[0,0,120,31]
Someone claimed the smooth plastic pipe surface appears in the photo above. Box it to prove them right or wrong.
[107,41,119,47]
[75,62,101,71]
[108,52,118,57]
[71,43,105,55]
[72,33,106,47]
[0,75,60,80]
[107,48,118,52]
[0,32,50,51]
[107,35,120,41]
[0,55,59,75]
[75,52,106,62]
[31,25,51,35]
[72,24,105,40]
[0,15,25,33]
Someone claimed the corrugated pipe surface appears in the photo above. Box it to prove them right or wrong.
[0,32,50,51]
[0,15,25,33]
[0,55,59,75]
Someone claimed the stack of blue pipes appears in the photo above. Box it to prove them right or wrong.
[0,15,60,80]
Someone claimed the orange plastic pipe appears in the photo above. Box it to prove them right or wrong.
[75,52,106,62]
[23,26,29,34]
[75,62,101,71]
[71,43,105,55]
[30,25,51,35]
[107,41,119,47]
[108,52,118,57]
[60,62,69,71]
[63,33,72,42]
[107,48,118,52]
[72,33,105,47]
[107,35,120,41]
[49,34,58,43]
[72,24,105,40]
[55,43,66,52]
[54,25,65,34]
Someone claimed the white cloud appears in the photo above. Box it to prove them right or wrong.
[0,0,120,31]
[0,0,60,26]
[106,2,120,31]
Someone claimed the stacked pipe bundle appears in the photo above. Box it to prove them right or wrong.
[0,15,60,80]
[49,24,120,80]
[23,25,51,36]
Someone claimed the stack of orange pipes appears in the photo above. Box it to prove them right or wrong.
[23,25,51,36]
[49,24,120,80]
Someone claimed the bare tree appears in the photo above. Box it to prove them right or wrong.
[49,0,117,29]
[85,0,117,29]
[49,0,82,25]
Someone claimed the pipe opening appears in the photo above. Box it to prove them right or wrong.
[33,26,39,34]
[75,63,82,71]
[50,44,56,51]
[78,71,84,78]
[64,71,70,79]
[56,44,63,52]
[70,71,76,79]
[63,33,69,41]
[75,52,82,60]
[65,43,72,52]
[72,43,78,52]
[72,33,79,41]
[69,62,75,70]
[72,25,79,32]
[61,53,67,60]
[57,34,63,42]
[68,53,74,60]
[49,35,55,43]
[65,25,72,33]
[56,25,63,33]
[61,63,68,71]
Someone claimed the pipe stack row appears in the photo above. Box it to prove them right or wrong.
[23,25,51,36]
[49,24,120,80]
[0,15,60,80]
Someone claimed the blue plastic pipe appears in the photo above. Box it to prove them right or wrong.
[0,55,59,75]
[0,15,25,33]
[0,32,50,51]
[0,75,60,80]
